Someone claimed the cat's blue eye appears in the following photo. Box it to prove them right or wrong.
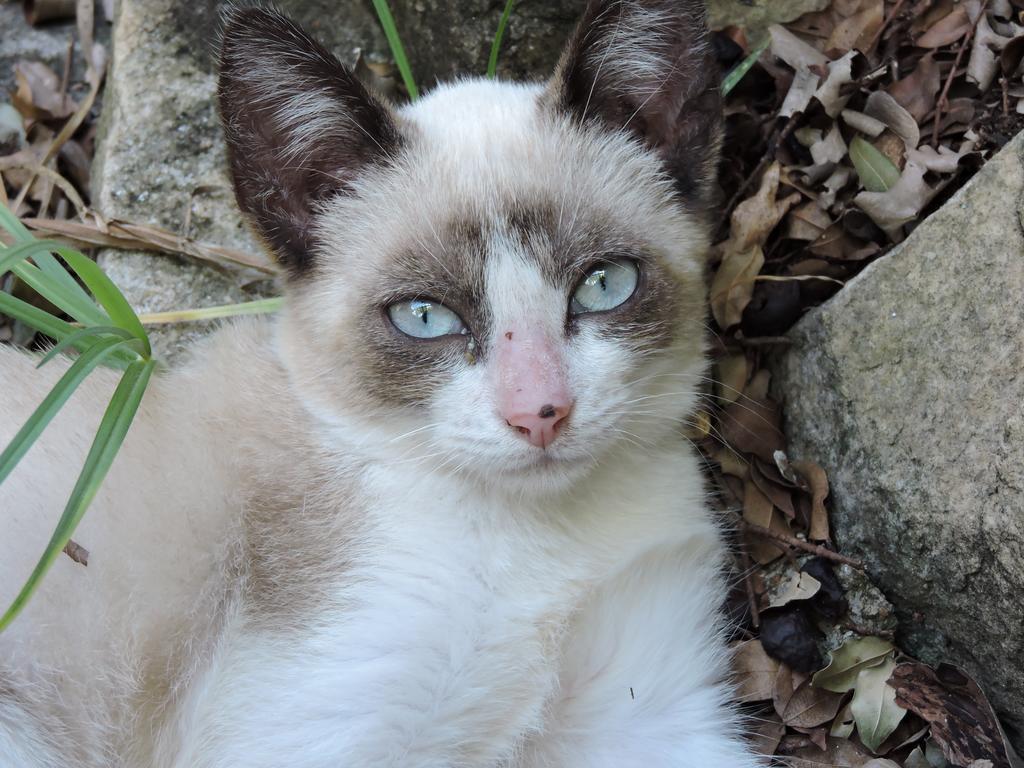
[388,299,467,339]
[570,259,639,315]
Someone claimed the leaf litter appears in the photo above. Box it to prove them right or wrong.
[0,1,1020,764]
[711,0,1021,763]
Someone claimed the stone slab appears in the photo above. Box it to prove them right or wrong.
[771,132,1024,745]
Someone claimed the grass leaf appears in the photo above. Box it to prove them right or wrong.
[487,0,516,78]
[137,296,283,325]
[1,239,108,326]
[55,247,150,355]
[722,38,770,97]
[371,0,419,100]
[850,136,901,193]
[0,336,136,489]
[0,357,155,632]
[37,326,137,368]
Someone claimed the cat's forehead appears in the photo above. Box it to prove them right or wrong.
[314,79,704,292]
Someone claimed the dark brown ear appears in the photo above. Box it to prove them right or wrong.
[218,6,402,274]
[550,0,722,206]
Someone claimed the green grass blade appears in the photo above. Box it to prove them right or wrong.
[55,247,149,355]
[37,326,137,368]
[1,240,109,327]
[0,291,77,342]
[487,0,516,78]
[371,0,419,100]
[137,296,283,325]
[0,201,33,242]
[0,358,155,632]
[722,37,770,97]
[0,336,133,488]
[0,208,99,311]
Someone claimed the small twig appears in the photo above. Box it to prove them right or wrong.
[740,519,864,569]
[62,539,89,566]
[932,1,988,147]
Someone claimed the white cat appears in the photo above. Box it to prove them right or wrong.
[0,1,763,765]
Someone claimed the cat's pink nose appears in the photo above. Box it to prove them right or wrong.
[505,402,573,449]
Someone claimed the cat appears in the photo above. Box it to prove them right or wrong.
[0,1,763,765]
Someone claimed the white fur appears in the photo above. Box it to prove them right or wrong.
[0,70,760,768]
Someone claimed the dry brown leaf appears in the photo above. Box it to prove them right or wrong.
[775,665,846,729]
[733,639,781,702]
[814,51,857,117]
[711,163,799,328]
[715,353,749,405]
[888,52,942,123]
[917,5,972,47]
[743,480,775,528]
[780,736,876,767]
[770,25,829,70]
[785,201,833,241]
[854,161,937,239]
[864,91,921,148]
[826,0,884,53]
[810,123,848,165]
[710,245,764,329]
[768,571,822,609]
[12,61,77,122]
[841,109,887,137]
[791,459,830,541]
[722,394,786,464]
[891,662,1013,768]
[750,458,797,517]
[746,508,793,564]
[748,714,786,758]
[781,67,821,117]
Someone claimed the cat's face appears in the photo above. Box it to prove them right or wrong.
[218,1,722,494]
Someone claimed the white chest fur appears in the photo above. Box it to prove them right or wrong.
[169,440,723,768]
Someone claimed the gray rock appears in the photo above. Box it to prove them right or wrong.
[91,0,387,362]
[388,0,830,87]
[771,131,1024,746]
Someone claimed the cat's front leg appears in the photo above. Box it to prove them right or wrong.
[519,542,764,768]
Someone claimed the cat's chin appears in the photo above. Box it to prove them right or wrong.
[466,449,599,495]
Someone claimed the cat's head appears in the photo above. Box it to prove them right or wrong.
[218,0,722,494]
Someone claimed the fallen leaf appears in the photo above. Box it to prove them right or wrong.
[850,136,901,192]
[851,656,907,752]
[854,160,938,238]
[781,66,822,117]
[812,636,895,692]
[864,91,921,148]
[827,1,884,53]
[779,736,876,767]
[842,109,887,137]
[891,662,1013,768]
[710,245,765,329]
[12,61,77,122]
[721,394,786,464]
[832,701,856,737]
[777,670,846,728]
[863,761,902,768]
[715,352,749,404]
[916,5,971,47]
[791,459,830,540]
[889,52,942,122]
[748,713,786,757]
[814,51,858,117]
[768,571,823,609]
[732,639,780,702]
[770,24,830,70]
[810,123,848,165]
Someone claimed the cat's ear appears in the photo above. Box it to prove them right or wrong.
[549,0,722,205]
[218,7,402,274]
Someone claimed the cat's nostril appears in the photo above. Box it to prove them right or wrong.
[505,403,573,449]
